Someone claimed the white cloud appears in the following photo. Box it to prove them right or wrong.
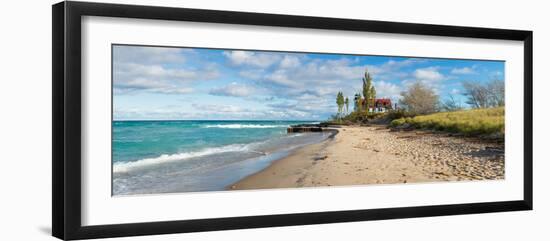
[267,102,297,110]
[239,69,264,80]
[114,78,168,90]
[242,57,366,99]
[223,51,281,68]
[113,77,195,95]
[155,88,194,94]
[209,83,256,97]
[400,66,449,95]
[114,107,204,120]
[374,81,402,102]
[267,96,336,118]
[223,51,421,104]
[265,69,302,87]
[262,58,418,92]
[192,103,247,113]
[113,46,219,95]
[232,57,424,114]
[414,67,445,81]
[451,67,476,75]
[279,55,301,68]
[188,103,315,120]
[115,63,202,82]
[365,58,423,80]
[113,45,188,65]
[298,59,365,80]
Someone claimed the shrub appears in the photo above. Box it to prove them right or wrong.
[328,111,388,124]
[390,118,407,127]
[387,109,415,120]
[390,107,504,136]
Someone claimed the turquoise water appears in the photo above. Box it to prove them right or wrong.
[112,120,330,195]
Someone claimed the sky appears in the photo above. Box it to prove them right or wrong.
[113,45,504,121]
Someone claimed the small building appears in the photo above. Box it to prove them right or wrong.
[357,98,394,113]
[369,98,393,113]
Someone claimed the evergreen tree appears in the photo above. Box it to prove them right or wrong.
[362,69,373,112]
[336,92,345,118]
[344,97,349,114]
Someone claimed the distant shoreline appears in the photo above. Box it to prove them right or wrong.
[229,125,504,190]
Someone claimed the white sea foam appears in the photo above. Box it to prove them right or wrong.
[113,130,323,174]
[203,124,288,129]
[113,144,252,173]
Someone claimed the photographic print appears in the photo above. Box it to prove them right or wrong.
[53,3,532,238]
[112,44,505,196]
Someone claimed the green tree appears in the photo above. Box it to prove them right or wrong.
[336,91,345,118]
[362,69,376,113]
[344,97,349,114]
[354,93,361,112]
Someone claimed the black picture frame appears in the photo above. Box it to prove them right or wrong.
[52,1,533,240]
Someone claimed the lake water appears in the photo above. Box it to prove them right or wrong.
[112,120,331,195]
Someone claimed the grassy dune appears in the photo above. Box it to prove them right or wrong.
[390,107,504,136]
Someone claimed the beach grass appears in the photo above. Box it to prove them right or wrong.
[390,107,504,136]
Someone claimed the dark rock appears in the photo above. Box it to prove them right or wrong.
[287,123,324,133]
[287,126,323,133]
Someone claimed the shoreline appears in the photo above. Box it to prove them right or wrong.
[226,129,338,190]
[229,125,504,190]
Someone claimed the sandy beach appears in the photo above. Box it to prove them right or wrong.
[230,125,504,190]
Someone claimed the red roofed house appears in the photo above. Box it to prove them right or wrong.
[370,98,393,113]
[357,98,394,113]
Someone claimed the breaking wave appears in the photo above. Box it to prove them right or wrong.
[113,143,256,173]
[202,124,288,129]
